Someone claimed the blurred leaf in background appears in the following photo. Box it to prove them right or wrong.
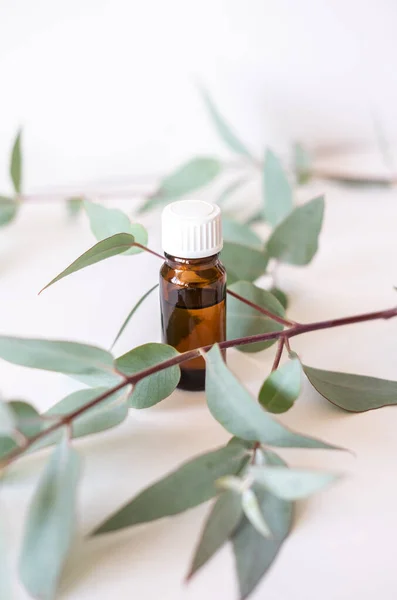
[19,437,81,600]
[294,143,311,184]
[200,87,254,159]
[266,196,324,265]
[84,200,148,254]
[10,129,22,194]
[262,150,293,227]
[139,157,222,213]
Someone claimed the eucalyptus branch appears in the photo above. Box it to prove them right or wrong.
[311,169,397,186]
[2,304,397,470]
[271,337,285,371]
[226,289,295,327]
[20,190,152,203]
[134,242,295,326]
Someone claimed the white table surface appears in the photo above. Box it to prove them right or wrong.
[1,173,397,600]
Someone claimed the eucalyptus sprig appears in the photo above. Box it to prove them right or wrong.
[1,89,397,600]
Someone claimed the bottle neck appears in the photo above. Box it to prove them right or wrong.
[164,252,220,268]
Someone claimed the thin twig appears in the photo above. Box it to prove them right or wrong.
[311,169,397,186]
[1,304,397,469]
[227,289,295,327]
[133,243,295,327]
[271,337,285,371]
[133,243,164,260]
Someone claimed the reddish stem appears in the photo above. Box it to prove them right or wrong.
[271,337,285,371]
[2,304,397,469]
[227,289,295,327]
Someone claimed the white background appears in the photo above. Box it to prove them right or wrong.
[1,0,397,189]
[1,2,397,600]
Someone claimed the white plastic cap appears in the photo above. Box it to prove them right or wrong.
[161,200,223,259]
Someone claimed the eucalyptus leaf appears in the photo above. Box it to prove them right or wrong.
[221,242,268,284]
[249,465,338,500]
[266,196,325,265]
[232,483,292,599]
[241,487,272,538]
[39,387,130,447]
[217,178,247,206]
[200,88,253,159]
[0,401,43,459]
[0,399,16,436]
[19,437,81,600]
[186,490,243,580]
[303,365,397,412]
[270,287,289,309]
[227,281,284,352]
[115,343,180,408]
[258,359,302,413]
[84,200,148,254]
[203,345,342,450]
[222,216,262,248]
[294,143,311,184]
[263,149,293,227]
[111,283,159,349]
[92,440,250,535]
[10,129,22,193]
[0,336,115,379]
[0,195,18,227]
[40,232,136,292]
[66,196,83,217]
[139,157,222,213]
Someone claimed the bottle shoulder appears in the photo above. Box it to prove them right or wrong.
[160,258,226,287]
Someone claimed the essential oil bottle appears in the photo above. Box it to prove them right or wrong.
[160,200,226,391]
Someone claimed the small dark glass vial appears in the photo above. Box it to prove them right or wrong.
[160,200,226,391]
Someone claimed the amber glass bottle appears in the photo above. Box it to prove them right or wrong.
[160,200,226,391]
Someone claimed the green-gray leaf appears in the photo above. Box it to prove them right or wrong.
[0,196,18,227]
[222,217,262,248]
[84,200,148,254]
[0,401,43,459]
[294,142,311,184]
[200,88,253,159]
[227,281,284,352]
[40,232,136,292]
[19,437,81,600]
[266,196,325,265]
[111,284,159,349]
[0,400,16,436]
[221,242,268,284]
[139,157,222,213]
[40,387,129,447]
[270,287,288,309]
[92,440,250,535]
[203,345,342,450]
[249,465,338,500]
[263,149,293,227]
[10,129,22,193]
[232,483,292,599]
[0,336,115,378]
[115,343,180,408]
[66,196,83,217]
[186,490,243,580]
[303,365,397,412]
[241,487,272,538]
[259,359,302,413]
